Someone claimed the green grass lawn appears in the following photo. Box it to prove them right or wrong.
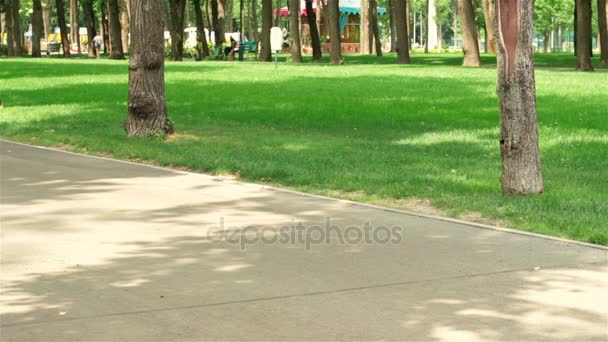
[1,53,607,244]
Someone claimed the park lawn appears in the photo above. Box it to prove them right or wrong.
[0,53,607,245]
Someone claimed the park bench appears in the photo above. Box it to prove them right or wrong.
[46,42,61,55]
[242,41,258,60]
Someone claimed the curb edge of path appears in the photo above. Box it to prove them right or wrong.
[3,139,607,252]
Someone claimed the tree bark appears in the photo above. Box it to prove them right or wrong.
[56,0,71,56]
[424,0,429,53]
[193,0,210,59]
[598,0,608,64]
[389,0,396,52]
[370,0,382,56]
[82,0,96,57]
[459,0,480,66]
[395,0,411,63]
[482,0,495,54]
[107,0,124,58]
[119,0,129,52]
[42,0,52,39]
[495,0,544,195]
[252,0,258,41]
[305,0,321,59]
[288,0,302,62]
[6,0,22,56]
[360,0,370,54]
[127,0,172,137]
[576,0,593,70]
[100,0,109,53]
[211,0,224,45]
[32,0,44,57]
[259,0,272,61]
[70,0,80,52]
[169,0,186,61]
[327,0,341,63]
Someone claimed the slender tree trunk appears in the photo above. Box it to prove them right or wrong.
[56,0,71,56]
[598,0,608,63]
[32,0,44,57]
[6,0,22,56]
[226,0,232,31]
[127,0,172,137]
[275,0,281,26]
[42,0,52,39]
[370,0,382,56]
[218,0,225,40]
[495,0,543,195]
[306,0,321,59]
[169,0,186,61]
[211,0,224,45]
[119,0,129,52]
[395,0,411,63]
[107,0,124,58]
[70,0,80,52]
[193,0,210,59]
[288,0,302,62]
[406,0,410,48]
[360,0,370,53]
[389,0,396,52]
[459,0,480,66]
[82,0,96,57]
[100,0,109,53]
[327,0,341,63]
[0,11,4,53]
[576,0,593,70]
[259,0,272,61]
[482,0,495,54]
[424,0,429,52]
[252,0,258,41]
[542,31,549,53]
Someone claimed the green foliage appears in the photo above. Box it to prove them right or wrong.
[0,54,606,244]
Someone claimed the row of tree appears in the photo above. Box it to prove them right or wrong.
[2,0,607,67]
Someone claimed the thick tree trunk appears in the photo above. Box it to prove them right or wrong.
[193,0,210,59]
[370,0,382,56]
[482,0,495,54]
[119,0,129,52]
[56,0,71,56]
[32,0,44,57]
[107,0,124,58]
[82,0,96,57]
[6,0,23,56]
[127,0,172,137]
[42,0,52,39]
[495,0,543,195]
[306,0,321,59]
[169,0,186,61]
[459,0,480,66]
[389,0,396,52]
[360,0,370,54]
[327,0,341,63]
[211,0,224,45]
[226,0,232,31]
[259,0,272,61]
[70,0,80,52]
[288,0,302,62]
[598,0,608,63]
[576,0,593,70]
[395,0,411,63]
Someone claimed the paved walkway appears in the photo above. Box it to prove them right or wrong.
[1,140,606,341]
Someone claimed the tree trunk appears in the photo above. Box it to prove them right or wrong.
[495,0,543,195]
[119,0,129,52]
[127,0,172,137]
[56,0,71,56]
[100,0,109,53]
[70,0,80,52]
[32,0,44,57]
[169,0,186,61]
[395,0,411,63]
[459,0,480,66]
[370,0,382,56]
[82,0,96,57]
[193,0,210,59]
[288,0,302,62]
[424,0,429,52]
[226,0,232,32]
[211,0,224,45]
[306,0,321,59]
[482,0,495,54]
[259,0,272,61]
[42,0,52,39]
[598,0,608,63]
[7,0,23,56]
[252,0,258,41]
[542,31,549,53]
[576,0,593,70]
[360,0,370,54]
[275,0,280,26]
[107,0,124,58]
[327,0,341,63]
[389,0,396,52]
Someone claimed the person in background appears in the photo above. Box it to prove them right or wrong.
[93,32,103,59]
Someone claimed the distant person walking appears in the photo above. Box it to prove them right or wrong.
[93,32,103,58]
